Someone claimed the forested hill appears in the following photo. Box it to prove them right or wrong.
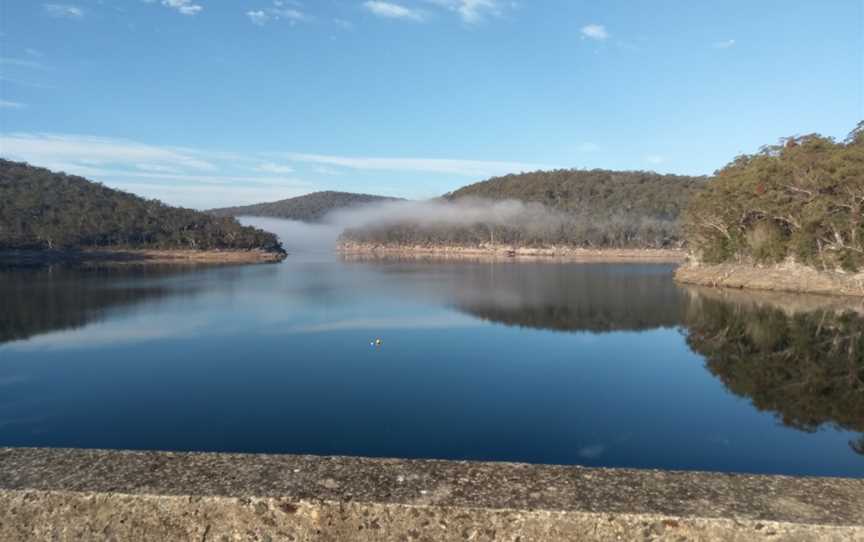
[208,191,401,222]
[447,169,705,221]
[342,169,707,250]
[0,160,284,254]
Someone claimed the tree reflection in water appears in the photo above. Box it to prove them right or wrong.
[682,287,864,456]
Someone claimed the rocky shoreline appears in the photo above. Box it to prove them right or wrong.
[0,248,287,267]
[675,261,864,298]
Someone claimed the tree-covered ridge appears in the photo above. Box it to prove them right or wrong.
[0,160,284,254]
[448,169,705,221]
[683,122,864,271]
[342,169,706,249]
[208,191,401,222]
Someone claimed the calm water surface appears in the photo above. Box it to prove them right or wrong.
[1,252,862,477]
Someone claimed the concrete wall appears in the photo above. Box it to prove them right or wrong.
[1,447,863,541]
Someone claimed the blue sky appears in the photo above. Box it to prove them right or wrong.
[1,0,862,209]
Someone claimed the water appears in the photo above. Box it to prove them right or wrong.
[0,252,862,478]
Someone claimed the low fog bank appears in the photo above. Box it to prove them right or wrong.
[242,197,680,252]
[240,198,557,252]
[238,216,343,253]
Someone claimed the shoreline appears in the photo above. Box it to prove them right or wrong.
[337,241,687,263]
[675,261,864,298]
[0,248,286,266]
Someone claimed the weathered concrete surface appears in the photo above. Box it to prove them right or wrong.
[1,448,863,541]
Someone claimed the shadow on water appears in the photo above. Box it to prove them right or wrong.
[681,286,864,456]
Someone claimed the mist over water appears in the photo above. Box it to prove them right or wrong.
[240,198,573,253]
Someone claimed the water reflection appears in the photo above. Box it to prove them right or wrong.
[341,257,684,332]
[0,265,251,346]
[682,287,864,455]
[0,256,861,474]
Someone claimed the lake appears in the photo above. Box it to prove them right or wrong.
[1,250,862,478]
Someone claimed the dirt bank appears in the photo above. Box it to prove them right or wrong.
[0,248,286,267]
[675,261,864,297]
[337,241,686,263]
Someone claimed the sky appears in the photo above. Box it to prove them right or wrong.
[0,0,862,209]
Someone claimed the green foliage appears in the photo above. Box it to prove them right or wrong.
[447,168,704,222]
[209,191,401,222]
[0,160,285,254]
[683,123,864,271]
[344,169,705,249]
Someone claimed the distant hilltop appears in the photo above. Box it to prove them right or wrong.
[445,168,705,221]
[208,191,402,222]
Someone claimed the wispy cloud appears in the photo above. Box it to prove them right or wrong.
[283,152,552,177]
[1,133,217,171]
[363,1,424,21]
[645,154,665,165]
[25,48,44,58]
[255,162,295,174]
[0,100,25,109]
[581,24,608,41]
[43,4,84,19]
[577,142,600,153]
[712,39,736,49]
[0,58,47,70]
[0,132,549,207]
[247,2,308,26]
[156,0,203,16]
[0,133,310,208]
[424,0,504,24]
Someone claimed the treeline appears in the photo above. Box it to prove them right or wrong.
[0,160,284,254]
[208,191,401,222]
[683,122,864,271]
[343,170,705,249]
[343,206,681,248]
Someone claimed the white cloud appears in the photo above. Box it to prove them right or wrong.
[0,100,25,109]
[247,10,270,25]
[43,4,84,19]
[424,0,503,23]
[135,163,182,173]
[333,18,354,29]
[363,1,424,21]
[0,133,313,208]
[645,154,665,165]
[284,152,552,177]
[578,444,606,459]
[712,39,736,49]
[0,57,46,70]
[255,162,295,174]
[160,0,202,16]
[581,24,608,41]
[0,133,217,172]
[0,132,550,208]
[247,3,307,26]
